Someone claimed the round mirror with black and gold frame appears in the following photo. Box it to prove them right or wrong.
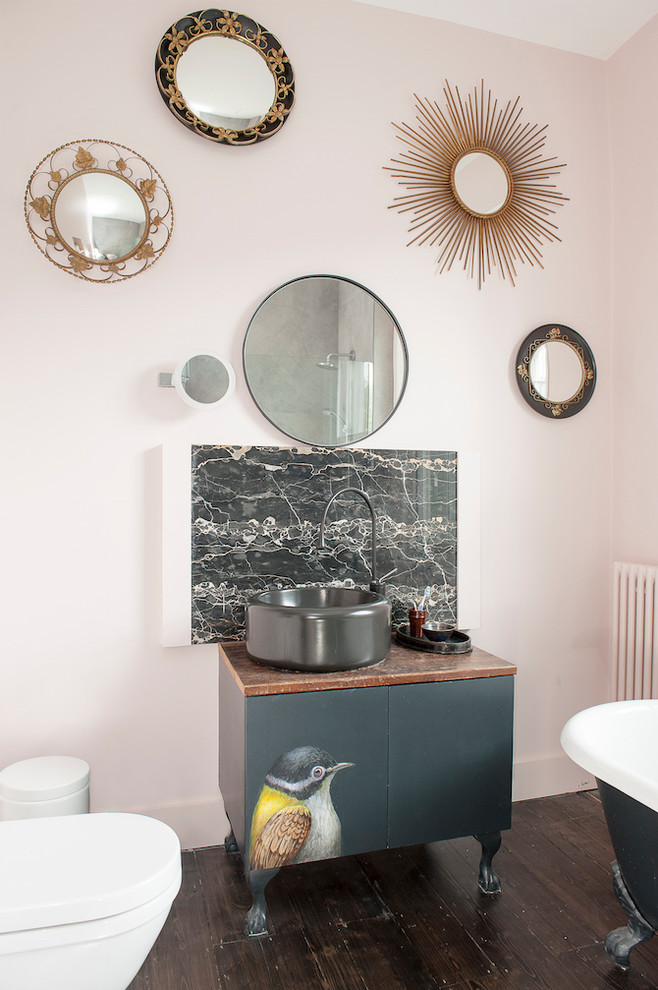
[386,81,568,289]
[516,324,596,419]
[24,140,173,283]
[155,9,295,145]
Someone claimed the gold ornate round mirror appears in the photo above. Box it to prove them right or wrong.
[24,140,173,283]
[155,10,295,145]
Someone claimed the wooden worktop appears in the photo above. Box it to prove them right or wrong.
[219,639,516,697]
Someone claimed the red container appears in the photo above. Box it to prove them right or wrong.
[408,608,427,639]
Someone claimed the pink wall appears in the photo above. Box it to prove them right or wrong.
[608,16,658,564]
[1,0,615,845]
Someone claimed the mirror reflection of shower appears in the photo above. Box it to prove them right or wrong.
[317,350,356,370]
[322,408,349,435]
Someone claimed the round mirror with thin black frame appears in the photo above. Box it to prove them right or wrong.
[243,275,409,447]
[516,324,596,418]
[155,9,295,145]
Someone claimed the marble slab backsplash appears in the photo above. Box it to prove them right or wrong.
[191,445,457,643]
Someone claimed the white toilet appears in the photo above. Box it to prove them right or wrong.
[0,812,182,990]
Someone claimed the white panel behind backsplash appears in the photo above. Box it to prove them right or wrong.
[161,442,194,648]
[457,451,481,630]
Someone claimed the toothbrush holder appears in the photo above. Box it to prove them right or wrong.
[408,608,427,638]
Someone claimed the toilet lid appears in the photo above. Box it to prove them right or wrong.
[0,813,181,933]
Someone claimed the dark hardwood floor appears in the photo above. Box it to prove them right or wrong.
[128,791,658,989]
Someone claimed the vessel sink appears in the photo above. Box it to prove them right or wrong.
[245,586,392,672]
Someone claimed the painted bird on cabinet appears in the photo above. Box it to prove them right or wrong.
[249,745,353,870]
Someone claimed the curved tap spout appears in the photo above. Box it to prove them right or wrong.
[319,487,378,585]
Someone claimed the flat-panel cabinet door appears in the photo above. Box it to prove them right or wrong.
[388,676,514,848]
[245,685,389,863]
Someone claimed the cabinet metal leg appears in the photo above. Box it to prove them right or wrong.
[605,860,655,969]
[245,867,280,936]
[474,831,502,893]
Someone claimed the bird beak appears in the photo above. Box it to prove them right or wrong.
[329,762,354,774]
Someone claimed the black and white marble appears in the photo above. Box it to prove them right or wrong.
[191,445,457,643]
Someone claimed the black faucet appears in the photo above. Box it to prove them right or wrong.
[319,487,396,594]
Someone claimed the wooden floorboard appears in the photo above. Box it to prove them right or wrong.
[128,790,658,989]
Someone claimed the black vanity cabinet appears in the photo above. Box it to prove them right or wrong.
[218,642,515,934]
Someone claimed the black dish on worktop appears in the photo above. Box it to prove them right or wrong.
[395,625,472,654]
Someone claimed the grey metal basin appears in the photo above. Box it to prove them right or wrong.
[245,586,392,672]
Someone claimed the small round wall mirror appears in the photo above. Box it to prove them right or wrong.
[243,275,408,446]
[516,324,596,418]
[155,10,295,145]
[173,353,235,408]
[24,140,173,283]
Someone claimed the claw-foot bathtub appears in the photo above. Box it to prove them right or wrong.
[561,700,658,970]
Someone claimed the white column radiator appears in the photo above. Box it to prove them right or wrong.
[612,562,658,701]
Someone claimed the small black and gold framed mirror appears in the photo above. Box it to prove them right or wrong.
[516,324,596,418]
[155,9,295,145]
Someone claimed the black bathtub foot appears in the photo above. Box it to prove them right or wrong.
[474,831,502,894]
[605,860,656,969]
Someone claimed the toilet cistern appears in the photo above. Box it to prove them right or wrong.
[319,487,396,594]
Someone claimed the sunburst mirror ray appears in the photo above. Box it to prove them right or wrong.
[386,81,568,287]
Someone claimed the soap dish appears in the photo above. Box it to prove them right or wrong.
[395,624,472,654]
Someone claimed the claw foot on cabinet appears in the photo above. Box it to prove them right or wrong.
[224,828,239,855]
[474,831,502,893]
[245,868,280,936]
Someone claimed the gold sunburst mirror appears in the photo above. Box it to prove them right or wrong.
[386,81,568,288]
[24,140,173,283]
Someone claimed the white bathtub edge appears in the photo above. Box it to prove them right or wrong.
[561,701,658,815]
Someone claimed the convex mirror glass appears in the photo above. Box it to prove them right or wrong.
[176,36,275,129]
[452,151,510,216]
[54,173,147,260]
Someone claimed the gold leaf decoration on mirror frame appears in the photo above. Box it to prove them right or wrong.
[155,9,295,146]
[385,81,569,289]
[24,139,173,284]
